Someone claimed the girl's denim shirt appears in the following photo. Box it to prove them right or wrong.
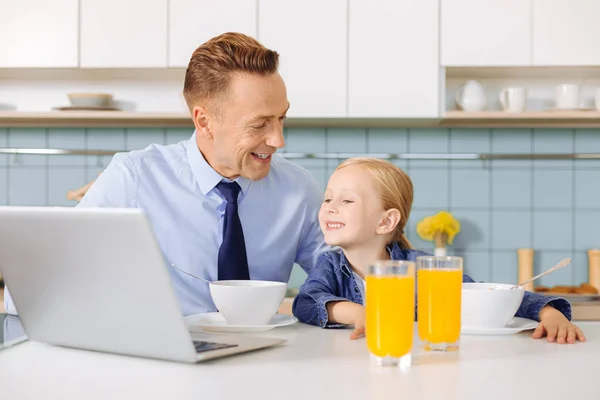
[292,242,572,328]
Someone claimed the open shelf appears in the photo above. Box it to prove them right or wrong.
[442,110,600,128]
[2,110,600,128]
[0,111,438,128]
[0,111,194,128]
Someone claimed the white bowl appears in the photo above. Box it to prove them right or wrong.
[461,283,525,329]
[209,280,287,326]
[67,92,113,108]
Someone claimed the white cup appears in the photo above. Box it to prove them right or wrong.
[595,88,600,111]
[555,84,580,109]
[499,87,526,112]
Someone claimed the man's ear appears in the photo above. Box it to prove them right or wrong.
[192,105,213,140]
[376,208,401,236]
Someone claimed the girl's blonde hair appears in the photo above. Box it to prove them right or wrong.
[335,157,413,249]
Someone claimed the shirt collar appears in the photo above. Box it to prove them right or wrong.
[185,131,252,196]
[339,244,396,278]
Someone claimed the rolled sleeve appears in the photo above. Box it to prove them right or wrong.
[293,292,351,328]
[292,254,348,328]
[522,293,572,322]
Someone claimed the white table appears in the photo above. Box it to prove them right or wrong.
[1,320,599,400]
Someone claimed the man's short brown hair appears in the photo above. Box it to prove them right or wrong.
[183,32,280,112]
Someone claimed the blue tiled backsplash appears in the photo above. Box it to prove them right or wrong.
[1,127,599,289]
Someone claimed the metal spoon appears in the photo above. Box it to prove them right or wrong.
[509,258,572,290]
[169,263,212,284]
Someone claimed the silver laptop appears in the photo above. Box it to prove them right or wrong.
[0,206,285,363]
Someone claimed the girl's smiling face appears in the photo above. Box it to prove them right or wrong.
[318,164,387,249]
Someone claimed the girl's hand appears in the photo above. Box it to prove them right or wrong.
[325,301,365,339]
[349,308,366,340]
[533,305,586,344]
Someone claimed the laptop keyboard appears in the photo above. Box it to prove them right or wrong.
[193,340,238,354]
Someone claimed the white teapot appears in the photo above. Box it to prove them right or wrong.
[456,80,486,112]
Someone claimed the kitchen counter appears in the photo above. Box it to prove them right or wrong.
[571,300,600,320]
[0,318,598,399]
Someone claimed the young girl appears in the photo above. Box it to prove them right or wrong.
[292,157,585,344]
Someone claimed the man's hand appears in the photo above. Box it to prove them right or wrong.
[533,305,586,344]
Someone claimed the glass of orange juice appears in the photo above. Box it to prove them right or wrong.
[417,256,463,351]
[365,260,415,368]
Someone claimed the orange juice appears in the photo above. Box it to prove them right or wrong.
[366,275,415,358]
[417,268,462,346]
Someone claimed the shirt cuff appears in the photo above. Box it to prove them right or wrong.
[528,296,572,322]
[316,297,355,329]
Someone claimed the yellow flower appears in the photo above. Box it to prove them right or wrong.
[416,211,461,245]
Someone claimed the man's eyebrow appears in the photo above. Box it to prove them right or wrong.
[251,104,291,121]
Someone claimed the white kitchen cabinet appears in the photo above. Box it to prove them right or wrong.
[348,0,440,118]
[258,0,347,117]
[441,0,532,66]
[168,0,257,67]
[533,0,600,66]
[0,0,78,67]
[80,0,168,68]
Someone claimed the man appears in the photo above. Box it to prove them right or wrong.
[4,32,326,316]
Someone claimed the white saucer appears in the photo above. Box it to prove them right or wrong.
[184,312,298,333]
[461,317,538,335]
